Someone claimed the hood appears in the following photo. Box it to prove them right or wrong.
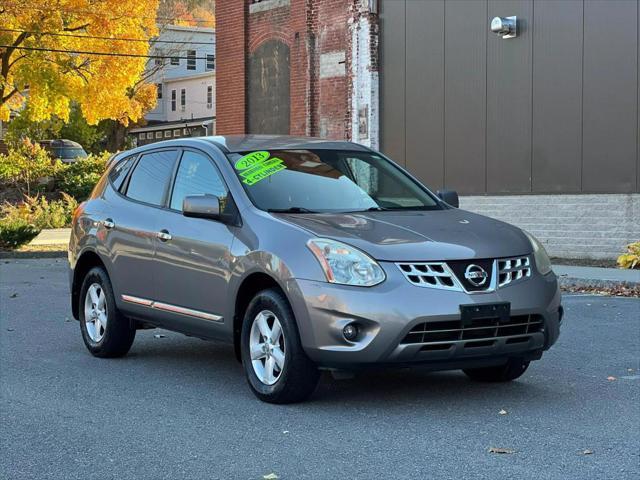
[274,209,532,261]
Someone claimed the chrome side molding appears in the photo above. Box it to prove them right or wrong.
[121,295,223,322]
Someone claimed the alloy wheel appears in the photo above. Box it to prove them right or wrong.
[249,310,286,385]
[84,283,107,343]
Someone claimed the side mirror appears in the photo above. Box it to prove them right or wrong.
[437,189,459,208]
[182,194,222,220]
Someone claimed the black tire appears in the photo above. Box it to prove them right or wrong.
[241,288,320,404]
[463,358,530,382]
[79,266,136,358]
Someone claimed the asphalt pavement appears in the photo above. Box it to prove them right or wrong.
[1,259,638,480]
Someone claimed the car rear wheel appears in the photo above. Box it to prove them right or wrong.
[79,266,135,358]
[463,358,530,382]
[241,288,320,404]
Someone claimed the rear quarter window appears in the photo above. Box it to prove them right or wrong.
[108,155,136,191]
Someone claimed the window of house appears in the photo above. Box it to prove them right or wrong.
[138,133,145,140]
[146,132,153,139]
[206,54,215,71]
[164,130,171,138]
[154,50,164,66]
[173,129,181,137]
[171,89,177,111]
[206,85,213,109]
[170,151,227,211]
[125,150,177,206]
[155,131,162,139]
[157,83,163,99]
[180,88,186,111]
[183,128,189,135]
[171,56,179,66]
[187,50,196,70]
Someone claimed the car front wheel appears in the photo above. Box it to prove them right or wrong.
[79,266,136,358]
[241,288,320,404]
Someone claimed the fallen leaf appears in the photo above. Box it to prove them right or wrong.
[263,474,279,480]
[488,447,514,454]
[580,449,594,455]
[607,376,616,381]
[154,334,166,339]
[499,409,508,415]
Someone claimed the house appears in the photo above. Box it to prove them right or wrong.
[215,0,640,260]
[130,25,216,146]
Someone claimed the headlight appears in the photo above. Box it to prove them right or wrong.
[523,230,553,275]
[307,238,386,286]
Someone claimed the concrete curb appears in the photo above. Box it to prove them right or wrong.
[554,265,640,290]
[557,276,639,290]
[0,250,67,260]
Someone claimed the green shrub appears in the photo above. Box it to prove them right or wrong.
[0,216,40,249]
[55,152,110,200]
[24,194,78,229]
[0,139,62,196]
[0,194,77,248]
[617,242,640,269]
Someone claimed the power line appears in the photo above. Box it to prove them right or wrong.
[0,3,216,25]
[0,28,214,45]
[0,45,214,60]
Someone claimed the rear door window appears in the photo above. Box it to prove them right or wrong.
[125,150,178,206]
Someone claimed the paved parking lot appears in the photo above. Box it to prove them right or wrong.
[1,259,638,480]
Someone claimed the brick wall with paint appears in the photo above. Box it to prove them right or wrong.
[216,0,378,140]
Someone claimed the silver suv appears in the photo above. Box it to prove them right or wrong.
[69,136,562,403]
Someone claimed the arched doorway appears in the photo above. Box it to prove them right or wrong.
[247,39,290,134]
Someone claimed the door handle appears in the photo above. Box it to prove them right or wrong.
[103,218,115,229]
[157,229,172,242]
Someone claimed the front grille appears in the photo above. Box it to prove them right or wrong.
[498,257,531,287]
[401,314,544,347]
[396,262,459,291]
[396,255,531,293]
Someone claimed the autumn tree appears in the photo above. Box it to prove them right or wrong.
[0,0,160,126]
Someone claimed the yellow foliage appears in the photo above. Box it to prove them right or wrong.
[617,242,640,270]
[0,0,159,124]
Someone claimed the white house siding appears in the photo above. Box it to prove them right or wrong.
[145,25,216,124]
[164,74,215,123]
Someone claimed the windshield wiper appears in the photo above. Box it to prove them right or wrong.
[344,206,388,213]
[267,207,319,214]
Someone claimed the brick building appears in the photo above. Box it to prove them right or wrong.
[216,0,378,148]
[216,0,639,260]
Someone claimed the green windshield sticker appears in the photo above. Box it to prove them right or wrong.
[235,151,287,185]
[235,151,270,170]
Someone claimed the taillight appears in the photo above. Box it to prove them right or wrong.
[72,202,86,224]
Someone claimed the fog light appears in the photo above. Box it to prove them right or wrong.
[343,323,359,341]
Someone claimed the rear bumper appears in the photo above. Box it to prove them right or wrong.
[286,262,562,369]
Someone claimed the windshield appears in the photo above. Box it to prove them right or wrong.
[226,149,441,213]
[49,147,87,159]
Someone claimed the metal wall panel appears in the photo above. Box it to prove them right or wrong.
[379,0,640,194]
[583,0,638,193]
[486,0,533,193]
[379,0,406,167]
[404,0,445,191]
[532,0,583,192]
[444,0,487,194]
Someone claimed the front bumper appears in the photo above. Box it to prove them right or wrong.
[285,262,562,369]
